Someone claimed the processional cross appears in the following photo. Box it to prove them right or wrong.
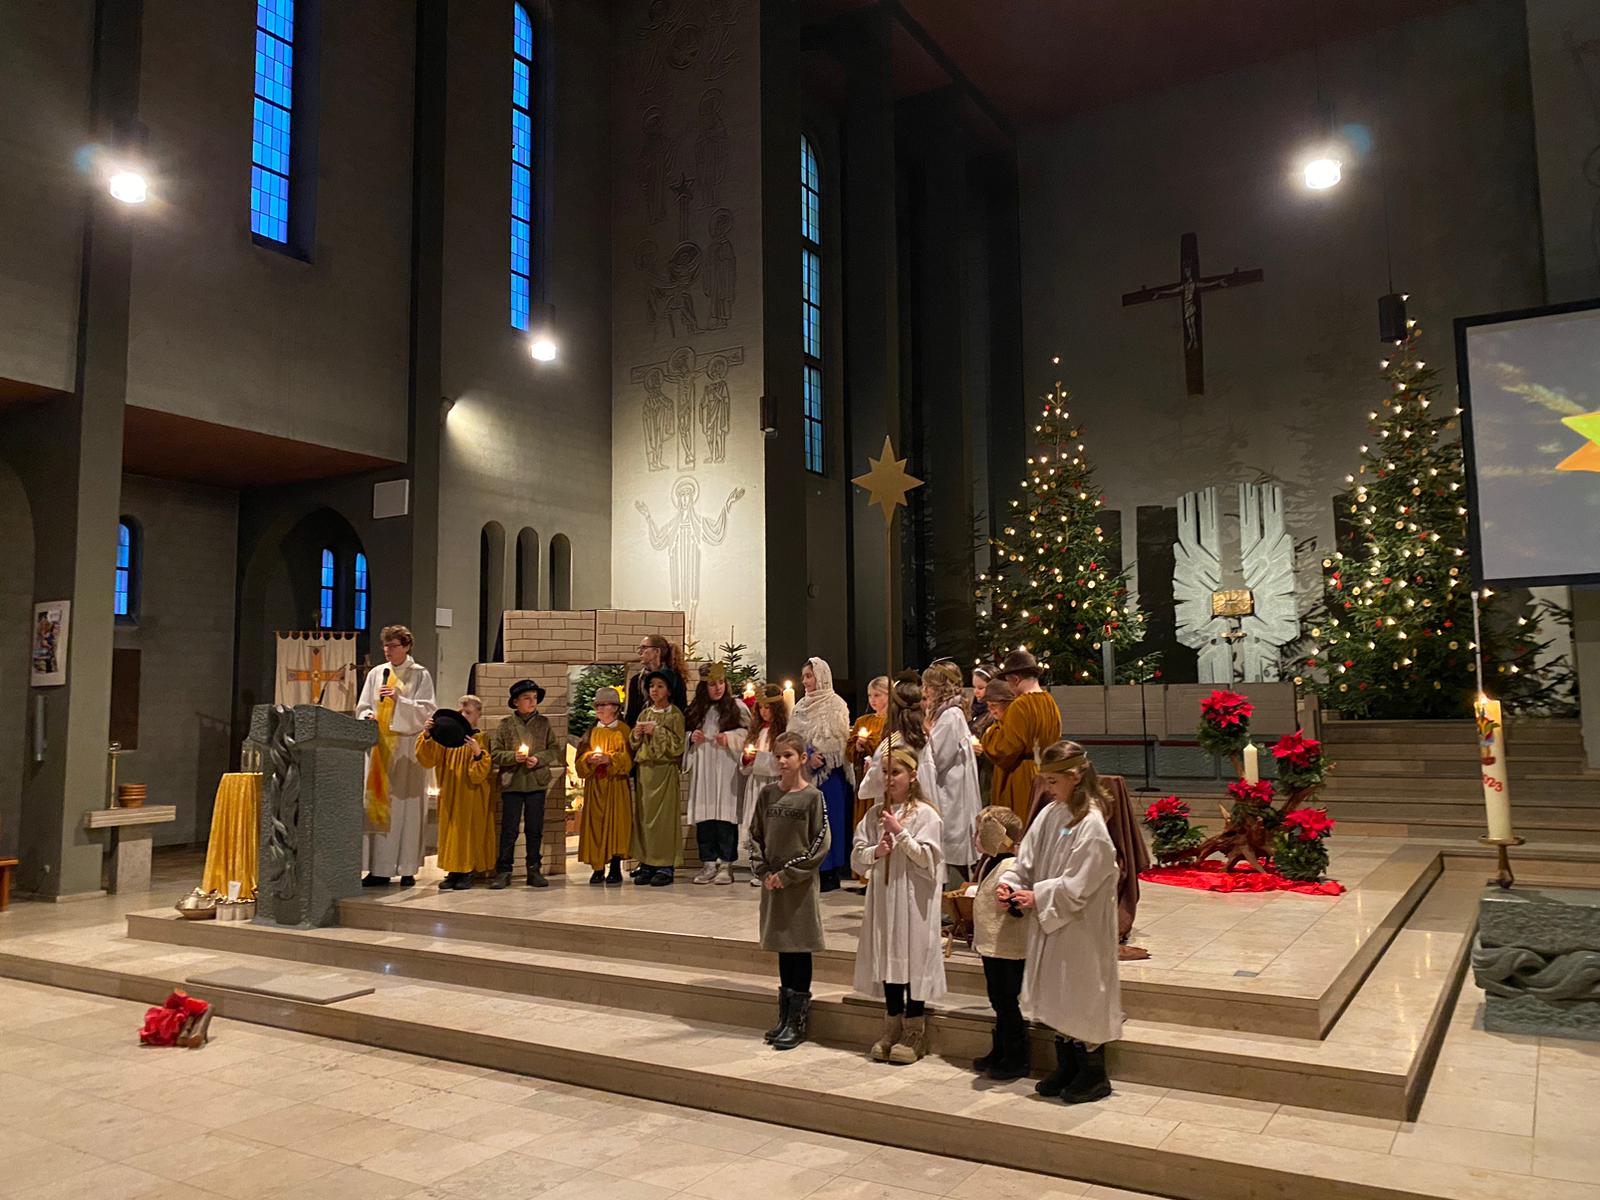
[287,644,347,705]
[1122,232,1263,396]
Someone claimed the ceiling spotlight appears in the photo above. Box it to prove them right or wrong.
[108,169,148,204]
[529,335,557,362]
[527,301,558,362]
[1304,157,1342,190]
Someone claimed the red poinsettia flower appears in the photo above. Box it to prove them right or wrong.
[1281,807,1335,840]
[1271,730,1323,770]
[1143,796,1190,824]
[1199,689,1254,729]
[1226,778,1275,805]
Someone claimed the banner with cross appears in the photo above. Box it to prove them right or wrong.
[275,632,359,711]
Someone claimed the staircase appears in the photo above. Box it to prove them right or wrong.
[1317,717,1600,842]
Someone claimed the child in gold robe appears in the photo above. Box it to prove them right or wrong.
[577,687,634,886]
[415,696,494,890]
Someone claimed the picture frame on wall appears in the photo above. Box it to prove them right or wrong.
[31,600,70,687]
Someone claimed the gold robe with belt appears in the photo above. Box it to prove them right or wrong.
[981,690,1061,825]
[577,722,634,869]
[414,731,495,874]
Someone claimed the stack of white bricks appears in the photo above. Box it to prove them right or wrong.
[476,608,688,876]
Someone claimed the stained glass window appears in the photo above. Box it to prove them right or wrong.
[511,3,535,329]
[251,0,295,243]
[319,547,335,629]
[115,521,134,618]
[353,552,369,631]
[801,136,824,474]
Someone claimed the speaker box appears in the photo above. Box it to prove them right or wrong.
[1378,293,1408,342]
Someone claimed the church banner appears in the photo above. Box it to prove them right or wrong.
[274,632,359,711]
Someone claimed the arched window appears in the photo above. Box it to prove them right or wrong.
[548,533,572,611]
[480,522,507,661]
[318,547,335,628]
[353,552,369,631]
[800,135,824,474]
[251,0,296,244]
[516,527,541,609]
[114,518,140,621]
[510,3,535,329]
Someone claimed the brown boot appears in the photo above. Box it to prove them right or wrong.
[888,1015,927,1064]
[871,1013,902,1062]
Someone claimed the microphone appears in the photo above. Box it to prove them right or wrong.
[382,667,392,684]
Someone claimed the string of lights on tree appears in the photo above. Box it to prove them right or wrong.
[975,366,1158,683]
[1293,317,1572,719]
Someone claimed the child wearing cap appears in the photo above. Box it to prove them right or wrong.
[684,662,751,885]
[577,687,633,886]
[415,696,495,891]
[488,679,562,889]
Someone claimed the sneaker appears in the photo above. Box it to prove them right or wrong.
[750,873,762,887]
[489,873,512,890]
[714,862,735,885]
[526,872,549,889]
[693,862,718,885]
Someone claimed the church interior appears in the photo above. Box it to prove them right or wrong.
[3,1,1600,1198]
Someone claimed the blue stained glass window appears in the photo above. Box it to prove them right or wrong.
[115,522,132,617]
[319,547,335,629]
[251,0,295,243]
[354,553,369,632]
[511,4,535,330]
[800,136,824,474]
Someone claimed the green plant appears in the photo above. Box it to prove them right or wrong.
[1272,808,1335,882]
[1142,796,1205,854]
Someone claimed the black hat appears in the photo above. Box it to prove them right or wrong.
[430,708,474,749]
[644,669,676,694]
[509,678,546,704]
[997,650,1044,680]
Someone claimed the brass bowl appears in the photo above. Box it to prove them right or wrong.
[175,891,218,920]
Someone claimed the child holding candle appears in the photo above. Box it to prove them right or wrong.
[630,670,687,886]
[969,805,1030,1079]
[750,731,832,1050]
[851,676,890,825]
[740,682,789,885]
[577,687,633,886]
[996,740,1121,1104]
[488,679,561,890]
[852,746,947,1064]
[684,662,751,885]
[857,675,934,809]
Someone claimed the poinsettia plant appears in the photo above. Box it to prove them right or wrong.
[1274,807,1335,881]
[1271,730,1331,794]
[1224,777,1282,834]
[1196,690,1254,758]
[1143,795,1205,854]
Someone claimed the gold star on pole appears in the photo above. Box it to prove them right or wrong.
[852,435,922,518]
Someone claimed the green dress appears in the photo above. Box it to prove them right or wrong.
[631,705,686,867]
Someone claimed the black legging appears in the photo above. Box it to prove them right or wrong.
[778,952,812,993]
[883,982,925,1018]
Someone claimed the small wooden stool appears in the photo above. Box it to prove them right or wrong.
[0,857,18,912]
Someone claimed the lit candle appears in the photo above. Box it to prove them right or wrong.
[518,743,529,757]
[743,680,756,699]
[857,726,869,740]
[1475,695,1514,841]
[783,680,795,706]
[1242,742,1259,785]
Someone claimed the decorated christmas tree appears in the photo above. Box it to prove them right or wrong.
[1295,319,1572,718]
[976,372,1156,683]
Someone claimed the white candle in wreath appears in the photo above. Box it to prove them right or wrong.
[1242,742,1259,785]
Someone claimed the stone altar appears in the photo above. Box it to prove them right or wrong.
[247,704,376,929]
[1472,885,1600,1042]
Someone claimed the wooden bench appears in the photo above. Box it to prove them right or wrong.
[0,857,17,912]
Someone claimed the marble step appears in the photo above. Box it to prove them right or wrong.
[1322,720,1581,746]
[0,883,1510,1200]
[1337,817,1600,844]
[1328,755,1592,776]
[1321,801,1600,826]
[1320,775,1600,801]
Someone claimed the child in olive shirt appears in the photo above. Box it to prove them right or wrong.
[749,731,831,1051]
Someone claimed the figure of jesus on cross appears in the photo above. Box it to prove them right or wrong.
[1122,232,1263,396]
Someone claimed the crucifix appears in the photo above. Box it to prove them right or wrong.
[1122,232,1263,396]
[286,644,347,706]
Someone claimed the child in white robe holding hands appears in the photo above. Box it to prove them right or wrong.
[996,739,1121,1104]
[852,746,947,1065]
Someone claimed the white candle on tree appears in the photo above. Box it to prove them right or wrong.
[1242,742,1259,784]
[1475,696,1514,841]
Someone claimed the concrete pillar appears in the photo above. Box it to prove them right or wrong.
[840,7,902,684]
[16,0,142,897]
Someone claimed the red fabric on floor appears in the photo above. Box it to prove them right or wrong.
[1139,861,1344,896]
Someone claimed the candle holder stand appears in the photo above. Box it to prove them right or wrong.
[1478,835,1526,890]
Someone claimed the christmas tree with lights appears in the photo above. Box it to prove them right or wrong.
[1295,319,1571,718]
[976,374,1156,683]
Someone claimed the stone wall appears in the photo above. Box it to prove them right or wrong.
[478,608,687,875]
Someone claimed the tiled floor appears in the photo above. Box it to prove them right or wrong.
[0,975,1159,1200]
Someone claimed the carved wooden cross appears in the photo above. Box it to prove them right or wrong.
[286,644,346,705]
[1122,232,1263,396]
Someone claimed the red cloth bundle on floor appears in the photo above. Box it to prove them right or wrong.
[1139,861,1344,896]
[139,989,211,1046]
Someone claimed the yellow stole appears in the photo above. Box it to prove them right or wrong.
[364,670,405,832]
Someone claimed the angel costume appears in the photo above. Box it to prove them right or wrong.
[737,722,780,870]
[786,657,854,877]
[357,656,436,878]
[999,801,1123,1045]
[850,801,948,1003]
[684,702,750,868]
[926,702,981,871]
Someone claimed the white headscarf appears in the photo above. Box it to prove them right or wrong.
[788,656,852,774]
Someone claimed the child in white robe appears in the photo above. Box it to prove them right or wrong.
[851,746,947,1064]
[921,664,981,884]
[684,663,750,884]
[996,739,1121,1104]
